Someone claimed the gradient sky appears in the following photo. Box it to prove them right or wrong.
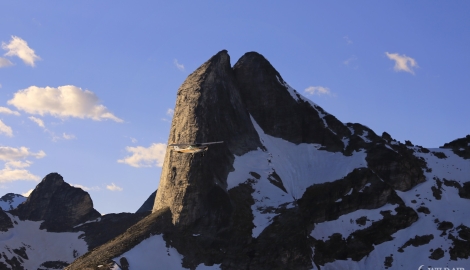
[1,1,469,214]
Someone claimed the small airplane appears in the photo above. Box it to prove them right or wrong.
[169,141,224,155]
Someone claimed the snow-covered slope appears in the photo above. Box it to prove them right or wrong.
[314,147,470,270]
[0,193,26,211]
[227,116,368,237]
[0,213,87,270]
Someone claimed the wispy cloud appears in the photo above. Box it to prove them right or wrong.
[106,183,123,191]
[343,36,353,45]
[0,146,45,161]
[118,143,166,168]
[5,160,32,168]
[166,108,174,117]
[130,137,137,143]
[71,183,100,191]
[162,108,174,122]
[385,52,418,75]
[8,85,123,122]
[0,107,20,116]
[62,133,76,140]
[304,86,336,97]
[2,36,41,67]
[173,59,185,71]
[0,120,13,137]
[21,189,33,197]
[0,57,13,68]
[0,165,40,183]
[0,146,45,183]
[28,116,45,128]
[343,55,358,66]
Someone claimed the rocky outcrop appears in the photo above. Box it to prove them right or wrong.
[233,52,349,152]
[73,212,151,250]
[366,142,426,191]
[153,50,262,229]
[12,172,101,232]
[440,134,470,159]
[136,190,157,213]
[0,209,13,232]
[65,208,174,270]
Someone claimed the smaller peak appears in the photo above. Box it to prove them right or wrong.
[233,51,279,78]
[207,49,231,67]
[42,172,64,183]
[236,51,269,64]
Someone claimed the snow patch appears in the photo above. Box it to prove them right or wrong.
[0,214,88,269]
[358,130,372,143]
[0,194,26,211]
[227,116,367,237]
[310,204,398,240]
[112,234,183,270]
[73,217,102,228]
[276,75,300,102]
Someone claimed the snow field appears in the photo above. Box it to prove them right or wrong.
[0,214,88,269]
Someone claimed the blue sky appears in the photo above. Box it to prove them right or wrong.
[0,2,469,214]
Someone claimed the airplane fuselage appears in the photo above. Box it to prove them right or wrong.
[172,145,208,153]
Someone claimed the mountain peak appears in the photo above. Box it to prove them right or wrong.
[13,172,101,232]
[153,50,261,228]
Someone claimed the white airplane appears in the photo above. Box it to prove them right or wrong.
[169,141,224,154]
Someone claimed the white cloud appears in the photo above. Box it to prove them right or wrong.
[2,36,41,67]
[0,107,20,116]
[71,184,100,191]
[106,182,123,191]
[0,146,44,183]
[0,167,40,183]
[5,160,31,169]
[0,120,13,137]
[385,52,418,75]
[130,137,137,143]
[118,143,166,168]
[0,57,13,68]
[62,133,76,140]
[305,86,336,97]
[21,189,33,197]
[174,59,185,71]
[8,85,123,122]
[166,108,174,117]
[343,55,357,66]
[343,35,353,45]
[0,146,45,162]
[28,116,45,128]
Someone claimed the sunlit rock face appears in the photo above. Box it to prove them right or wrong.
[13,172,101,232]
[152,50,261,229]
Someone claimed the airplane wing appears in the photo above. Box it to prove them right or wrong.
[169,141,224,147]
[195,141,224,146]
[168,143,192,147]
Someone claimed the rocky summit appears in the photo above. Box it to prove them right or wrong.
[12,172,101,232]
[2,50,469,269]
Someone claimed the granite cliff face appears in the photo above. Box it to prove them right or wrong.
[67,51,470,270]
[153,50,262,230]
